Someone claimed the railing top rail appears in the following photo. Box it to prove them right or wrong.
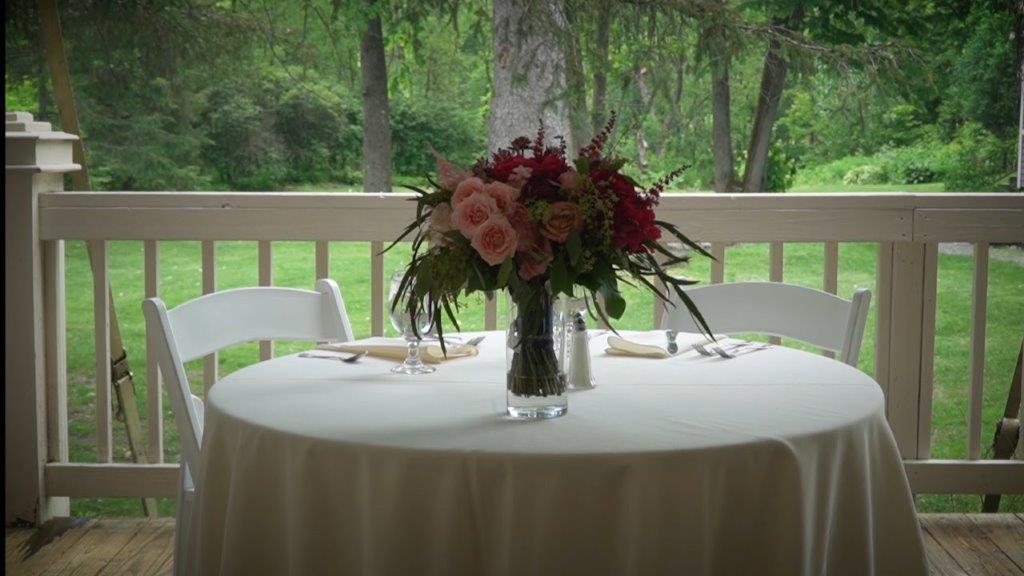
[38,191,1024,243]
[38,190,1024,209]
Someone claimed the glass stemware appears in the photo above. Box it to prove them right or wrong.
[389,270,435,375]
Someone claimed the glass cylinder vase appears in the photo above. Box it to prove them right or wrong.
[505,285,568,419]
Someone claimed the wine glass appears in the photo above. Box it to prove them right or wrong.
[389,270,435,374]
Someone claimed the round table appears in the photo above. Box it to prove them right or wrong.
[195,332,926,576]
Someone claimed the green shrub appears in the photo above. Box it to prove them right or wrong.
[765,144,797,192]
[936,122,1013,191]
[273,87,361,183]
[842,164,887,185]
[793,155,876,187]
[202,91,286,189]
[390,98,483,177]
[87,112,213,191]
[876,142,943,184]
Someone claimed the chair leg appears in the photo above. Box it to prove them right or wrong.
[174,467,195,576]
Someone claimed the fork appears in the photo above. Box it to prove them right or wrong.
[693,341,753,359]
[298,351,367,363]
[696,341,772,359]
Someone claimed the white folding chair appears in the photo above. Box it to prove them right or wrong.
[661,281,871,366]
[142,278,354,576]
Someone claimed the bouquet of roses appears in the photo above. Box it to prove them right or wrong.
[389,113,711,360]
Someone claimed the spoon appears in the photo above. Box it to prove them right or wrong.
[299,351,367,363]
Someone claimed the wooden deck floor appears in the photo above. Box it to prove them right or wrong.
[5,514,1023,575]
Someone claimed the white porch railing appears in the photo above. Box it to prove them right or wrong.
[6,116,1024,524]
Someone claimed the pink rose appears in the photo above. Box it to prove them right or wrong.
[508,165,533,190]
[471,216,518,266]
[516,237,553,280]
[452,177,485,206]
[451,193,498,238]
[540,201,580,243]
[433,150,472,190]
[558,170,579,190]
[483,181,519,214]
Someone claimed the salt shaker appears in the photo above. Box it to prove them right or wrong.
[566,311,595,390]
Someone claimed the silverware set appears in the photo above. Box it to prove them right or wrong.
[425,335,487,347]
[298,351,367,363]
[298,336,486,365]
[667,330,772,359]
[693,340,772,359]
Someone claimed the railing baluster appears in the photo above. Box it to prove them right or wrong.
[485,292,498,331]
[823,241,839,358]
[259,241,273,360]
[875,242,894,392]
[769,242,784,345]
[144,240,162,463]
[315,241,330,280]
[92,241,112,462]
[371,242,384,336]
[710,242,725,284]
[202,241,217,390]
[918,243,939,459]
[44,239,69,515]
[967,242,989,460]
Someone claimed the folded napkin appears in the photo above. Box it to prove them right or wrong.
[317,337,478,364]
[605,332,717,359]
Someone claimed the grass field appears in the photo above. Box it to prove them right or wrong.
[64,238,1023,516]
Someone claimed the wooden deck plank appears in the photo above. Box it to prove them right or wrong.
[921,525,969,576]
[969,514,1024,571]
[7,519,95,576]
[46,519,143,576]
[922,514,1024,576]
[5,529,34,564]
[7,513,1024,575]
[96,519,174,576]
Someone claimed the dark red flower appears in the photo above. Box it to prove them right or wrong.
[591,168,661,253]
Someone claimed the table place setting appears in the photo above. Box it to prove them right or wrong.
[311,335,484,364]
[605,331,774,359]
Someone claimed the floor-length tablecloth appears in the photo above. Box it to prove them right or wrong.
[196,332,927,576]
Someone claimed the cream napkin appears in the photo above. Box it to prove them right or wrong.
[605,332,717,359]
[317,337,478,364]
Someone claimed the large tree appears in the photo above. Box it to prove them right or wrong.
[489,0,574,152]
[359,3,393,192]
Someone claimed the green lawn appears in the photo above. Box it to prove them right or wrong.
[788,183,946,193]
[64,240,1023,516]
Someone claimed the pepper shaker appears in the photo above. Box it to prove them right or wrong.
[567,311,595,390]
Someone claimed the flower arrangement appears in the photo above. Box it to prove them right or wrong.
[389,113,710,411]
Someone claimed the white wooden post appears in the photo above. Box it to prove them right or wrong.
[877,241,933,458]
[5,112,79,523]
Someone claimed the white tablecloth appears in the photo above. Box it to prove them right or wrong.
[196,331,926,576]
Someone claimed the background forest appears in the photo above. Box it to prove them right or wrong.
[5,0,1022,194]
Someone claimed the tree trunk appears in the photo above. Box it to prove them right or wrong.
[591,0,612,134]
[563,4,591,150]
[707,28,736,192]
[656,55,686,157]
[37,28,49,120]
[490,0,573,152]
[634,65,653,172]
[360,11,392,193]
[741,37,789,192]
